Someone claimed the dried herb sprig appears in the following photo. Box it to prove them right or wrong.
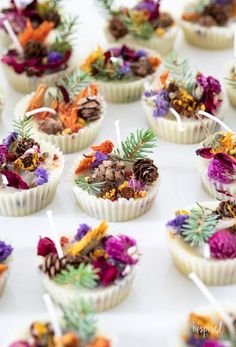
[75,176,104,195]
[13,117,32,140]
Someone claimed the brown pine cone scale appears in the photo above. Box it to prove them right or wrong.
[15,138,39,156]
[133,158,158,184]
[40,253,68,278]
[109,17,128,39]
[78,96,102,122]
[23,40,46,59]
[217,200,236,219]
[130,57,154,78]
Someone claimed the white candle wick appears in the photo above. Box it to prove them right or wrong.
[25,107,57,119]
[169,107,185,132]
[114,120,122,153]
[43,293,62,337]
[3,20,23,54]
[46,210,64,259]
[198,110,233,133]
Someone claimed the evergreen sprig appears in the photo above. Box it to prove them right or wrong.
[62,300,97,343]
[93,0,115,16]
[75,176,104,195]
[164,52,195,93]
[116,129,157,160]
[50,15,78,54]
[56,71,91,101]
[13,117,32,140]
[55,264,99,288]
[181,204,219,247]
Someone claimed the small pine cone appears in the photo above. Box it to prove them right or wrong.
[78,96,102,122]
[43,11,61,27]
[109,17,128,39]
[133,158,159,184]
[23,39,47,59]
[66,254,91,267]
[40,253,69,279]
[157,12,174,29]
[202,4,229,26]
[130,57,154,78]
[217,201,236,219]
[38,117,64,135]
[15,138,39,156]
[120,186,135,200]
[92,160,126,182]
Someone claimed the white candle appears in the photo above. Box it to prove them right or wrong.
[25,107,57,118]
[43,293,62,337]
[114,120,122,153]
[198,110,233,133]
[3,20,23,54]
[46,210,64,259]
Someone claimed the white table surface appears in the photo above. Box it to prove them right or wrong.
[0,0,236,346]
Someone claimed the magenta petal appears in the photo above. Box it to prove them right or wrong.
[196,147,214,159]
[1,169,29,190]
[208,153,236,184]
[8,342,30,347]
[37,237,57,257]
[209,230,236,259]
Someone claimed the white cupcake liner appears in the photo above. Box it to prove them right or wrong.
[0,141,64,217]
[1,52,78,94]
[196,155,236,200]
[167,201,236,286]
[41,269,136,312]
[182,20,233,50]
[0,270,8,297]
[15,92,106,154]
[104,24,178,56]
[71,158,159,222]
[142,100,224,144]
[225,63,236,108]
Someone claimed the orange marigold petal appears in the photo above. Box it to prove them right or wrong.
[148,56,162,68]
[75,156,94,174]
[160,70,169,86]
[0,264,8,275]
[91,140,114,154]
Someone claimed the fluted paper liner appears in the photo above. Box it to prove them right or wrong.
[167,201,236,286]
[0,270,8,297]
[0,141,64,217]
[41,268,136,312]
[104,24,178,56]
[182,19,233,50]
[15,93,106,154]
[1,52,78,94]
[71,158,159,222]
[225,63,236,108]
[142,99,224,144]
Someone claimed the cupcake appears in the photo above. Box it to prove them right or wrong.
[37,221,140,311]
[0,120,64,217]
[1,14,77,93]
[100,0,177,55]
[225,61,236,108]
[182,0,236,50]
[81,45,162,103]
[178,304,236,346]
[196,131,236,200]
[0,240,13,297]
[72,129,159,222]
[142,53,223,144]
[0,0,62,48]
[7,301,112,347]
[166,200,236,285]
[15,72,106,154]
[0,86,5,117]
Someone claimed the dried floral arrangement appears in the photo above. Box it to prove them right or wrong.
[1,13,77,77]
[0,239,13,290]
[181,308,235,346]
[167,200,236,260]
[196,131,236,196]
[0,0,62,37]
[38,221,139,288]
[182,0,236,27]
[8,300,111,347]
[74,129,159,201]
[143,53,222,119]
[81,45,161,81]
[95,0,174,40]
[25,72,104,136]
[0,118,60,190]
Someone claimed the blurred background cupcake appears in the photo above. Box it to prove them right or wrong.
[0,239,13,297]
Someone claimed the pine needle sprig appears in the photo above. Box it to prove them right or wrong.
[164,52,195,93]
[56,71,91,101]
[13,117,33,140]
[115,129,157,160]
[93,0,115,16]
[55,264,99,288]
[62,300,97,343]
[181,204,219,247]
[75,176,104,195]
[50,15,78,54]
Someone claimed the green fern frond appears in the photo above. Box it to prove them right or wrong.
[93,0,115,16]
[62,300,97,343]
[181,204,219,247]
[116,129,157,160]
[55,264,99,288]
[13,117,33,139]
[75,176,103,195]
[56,71,91,101]
[164,52,195,93]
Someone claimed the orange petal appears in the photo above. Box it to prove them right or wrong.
[182,13,200,22]
[26,84,48,113]
[75,156,94,174]
[0,264,8,275]
[91,140,114,154]
[160,70,169,87]
[148,56,162,68]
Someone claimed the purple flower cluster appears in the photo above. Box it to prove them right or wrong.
[209,229,236,260]
[105,235,138,265]
[3,132,17,149]
[153,90,170,118]
[166,214,189,234]
[92,151,108,168]
[74,224,91,241]
[47,51,63,64]
[128,179,145,191]
[207,153,236,184]
[196,74,222,114]
[0,240,13,262]
[35,168,48,186]
[187,335,224,347]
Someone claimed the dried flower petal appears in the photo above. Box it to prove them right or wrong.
[37,237,57,257]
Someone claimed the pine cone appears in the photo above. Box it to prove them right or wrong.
[15,138,39,156]
[38,117,64,135]
[217,201,236,219]
[23,39,46,59]
[109,17,128,39]
[157,12,174,29]
[130,57,154,78]
[92,160,126,182]
[43,11,61,27]
[202,4,229,26]
[66,255,91,267]
[40,253,69,278]
[133,158,158,184]
[78,96,102,122]
[120,186,135,200]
